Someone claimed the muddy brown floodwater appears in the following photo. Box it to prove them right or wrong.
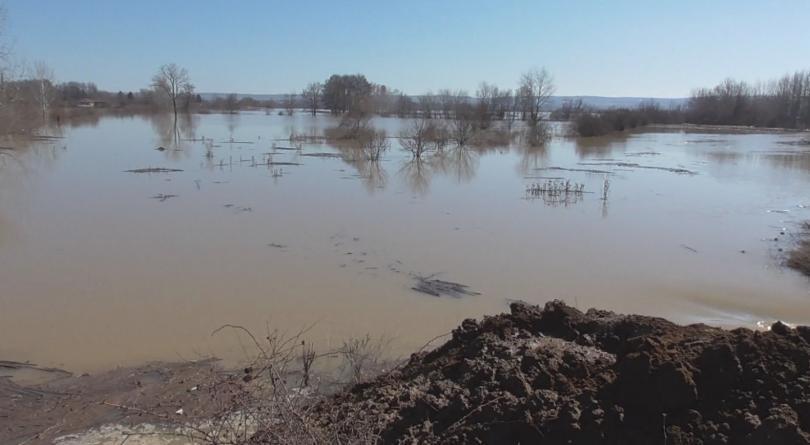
[0,112,809,373]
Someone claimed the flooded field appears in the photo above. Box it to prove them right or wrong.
[1,112,809,372]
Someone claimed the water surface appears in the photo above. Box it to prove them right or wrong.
[1,112,808,371]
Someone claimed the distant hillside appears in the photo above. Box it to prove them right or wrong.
[200,93,290,102]
[549,96,688,110]
[199,93,688,110]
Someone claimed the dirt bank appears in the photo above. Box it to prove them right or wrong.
[1,360,223,444]
[5,301,810,444]
[314,300,810,444]
[789,222,810,277]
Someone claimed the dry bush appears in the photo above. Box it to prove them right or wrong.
[523,121,551,147]
[161,325,394,444]
[471,125,515,147]
[450,111,475,147]
[324,113,374,141]
[338,334,391,384]
[400,118,447,158]
[361,130,389,161]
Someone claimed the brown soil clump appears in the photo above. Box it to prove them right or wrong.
[316,300,810,444]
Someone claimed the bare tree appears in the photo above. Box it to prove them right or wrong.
[302,82,322,116]
[437,89,454,119]
[224,93,238,114]
[518,67,555,124]
[362,129,389,161]
[0,5,8,66]
[151,63,193,119]
[33,61,54,120]
[418,92,435,119]
[400,118,440,158]
[284,92,296,115]
[451,103,475,146]
[476,82,498,128]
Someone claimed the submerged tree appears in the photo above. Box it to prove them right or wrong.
[302,82,322,116]
[518,67,555,124]
[151,63,194,119]
[322,74,372,115]
[284,92,296,115]
[400,118,446,158]
[224,93,239,114]
[33,61,55,120]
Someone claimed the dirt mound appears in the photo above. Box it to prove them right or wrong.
[317,300,810,444]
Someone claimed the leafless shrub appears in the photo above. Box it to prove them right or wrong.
[399,118,447,158]
[153,325,393,444]
[431,121,451,150]
[361,129,389,161]
[301,341,317,388]
[524,121,552,146]
[450,111,476,147]
[338,335,391,384]
[324,113,373,141]
[399,119,431,158]
[471,125,515,147]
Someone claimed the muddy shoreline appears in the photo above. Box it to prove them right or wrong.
[4,300,810,444]
[789,222,810,277]
[1,360,224,444]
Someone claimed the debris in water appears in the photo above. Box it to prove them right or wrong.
[578,162,697,175]
[625,151,661,157]
[536,166,613,174]
[411,275,481,298]
[125,167,183,173]
[680,244,699,253]
[267,243,287,249]
[252,161,302,166]
[776,139,810,146]
[299,152,344,159]
[150,194,178,202]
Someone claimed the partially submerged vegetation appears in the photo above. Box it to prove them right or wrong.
[572,103,684,137]
[525,180,586,206]
[568,70,810,137]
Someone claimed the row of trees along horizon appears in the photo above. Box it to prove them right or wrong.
[2,60,809,137]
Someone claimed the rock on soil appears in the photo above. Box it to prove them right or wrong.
[317,300,810,444]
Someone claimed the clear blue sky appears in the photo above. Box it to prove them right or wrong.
[4,0,810,97]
